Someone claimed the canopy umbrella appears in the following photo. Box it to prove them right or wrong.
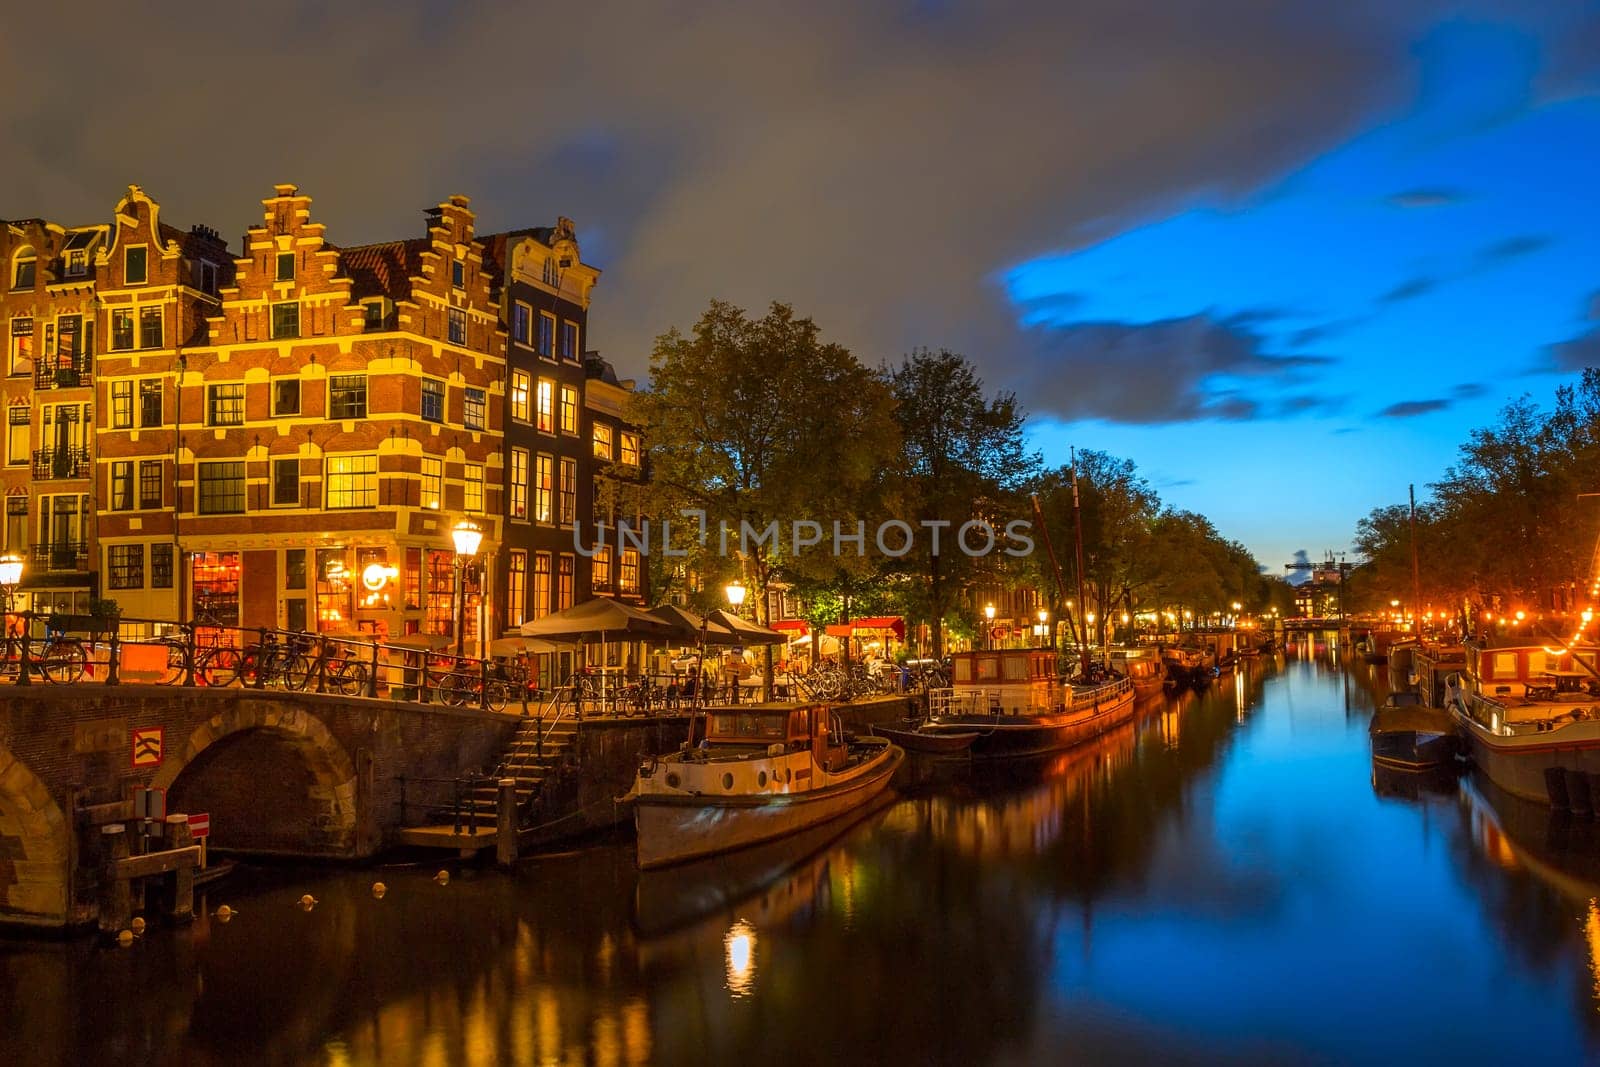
[520,596,676,673]
[489,636,569,658]
[647,603,739,645]
[385,632,451,651]
[706,609,787,645]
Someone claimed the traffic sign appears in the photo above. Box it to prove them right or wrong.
[134,787,166,821]
[187,813,210,839]
[131,726,164,768]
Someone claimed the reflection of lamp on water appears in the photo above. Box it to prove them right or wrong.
[724,919,757,997]
[452,520,483,658]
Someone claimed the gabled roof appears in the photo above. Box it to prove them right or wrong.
[338,239,428,301]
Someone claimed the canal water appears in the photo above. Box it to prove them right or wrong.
[6,641,1600,1065]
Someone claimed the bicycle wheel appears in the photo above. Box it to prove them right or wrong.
[483,680,510,713]
[331,661,368,695]
[40,640,87,683]
[160,640,187,684]
[440,672,471,707]
[274,652,312,691]
[218,646,255,687]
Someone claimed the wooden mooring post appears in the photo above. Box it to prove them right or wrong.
[496,778,519,869]
[98,824,131,936]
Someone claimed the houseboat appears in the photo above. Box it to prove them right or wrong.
[1160,645,1213,687]
[625,702,903,869]
[1445,636,1600,809]
[922,648,1135,759]
[1106,646,1166,697]
[1412,642,1467,708]
[1369,691,1458,772]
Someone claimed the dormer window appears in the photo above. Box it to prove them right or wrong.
[11,247,35,290]
[541,257,557,286]
[62,231,95,279]
[124,246,147,285]
[363,299,386,331]
[276,252,295,283]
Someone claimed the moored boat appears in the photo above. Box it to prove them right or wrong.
[869,722,980,754]
[1369,691,1458,771]
[1445,635,1600,809]
[625,703,903,869]
[1107,645,1166,697]
[1160,645,1212,687]
[923,648,1136,759]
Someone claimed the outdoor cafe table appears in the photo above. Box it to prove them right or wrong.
[1538,669,1591,694]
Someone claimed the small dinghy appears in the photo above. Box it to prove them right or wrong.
[870,722,979,755]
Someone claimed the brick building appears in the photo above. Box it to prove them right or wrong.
[6,183,642,655]
[584,354,647,606]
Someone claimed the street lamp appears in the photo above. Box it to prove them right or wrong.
[451,519,483,658]
[1037,608,1048,649]
[0,555,25,686]
[984,603,995,650]
[724,578,747,613]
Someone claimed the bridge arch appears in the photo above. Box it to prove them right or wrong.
[154,703,359,856]
[0,743,69,924]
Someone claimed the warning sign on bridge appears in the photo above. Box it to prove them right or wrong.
[131,726,164,768]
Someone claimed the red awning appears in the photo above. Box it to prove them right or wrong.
[851,616,905,639]
[824,624,854,637]
[769,619,809,633]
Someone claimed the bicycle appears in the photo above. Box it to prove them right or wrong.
[1,618,88,683]
[439,668,511,712]
[227,631,313,690]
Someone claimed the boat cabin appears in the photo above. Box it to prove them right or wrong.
[950,649,1061,715]
[1463,638,1600,701]
[1107,646,1163,683]
[695,703,848,770]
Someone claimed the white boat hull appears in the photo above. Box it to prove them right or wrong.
[632,743,904,869]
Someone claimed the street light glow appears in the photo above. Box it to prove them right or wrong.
[451,519,483,559]
[725,579,747,608]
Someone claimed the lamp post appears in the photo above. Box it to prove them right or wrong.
[984,603,995,651]
[451,520,483,659]
[724,579,747,702]
[0,555,22,687]
[1037,608,1048,649]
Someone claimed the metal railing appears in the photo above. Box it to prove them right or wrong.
[396,774,500,832]
[32,446,90,480]
[30,541,88,569]
[34,353,91,390]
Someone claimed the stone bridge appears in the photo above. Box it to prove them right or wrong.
[0,685,519,931]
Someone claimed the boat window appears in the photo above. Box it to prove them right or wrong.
[1491,652,1517,678]
[1528,651,1548,675]
[709,713,738,737]
[790,710,809,738]
[738,714,785,738]
[976,657,998,681]
[953,658,972,683]
[1003,656,1029,681]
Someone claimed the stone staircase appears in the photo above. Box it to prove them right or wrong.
[465,711,578,817]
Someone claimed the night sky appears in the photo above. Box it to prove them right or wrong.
[4,2,1596,569]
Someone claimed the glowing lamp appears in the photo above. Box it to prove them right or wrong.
[361,563,398,592]
[984,604,995,621]
[1037,608,1048,624]
[1515,610,1526,622]
[451,519,483,559]
[0,554,22,590]
[725,579,747,608]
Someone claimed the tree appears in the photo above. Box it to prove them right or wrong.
[888,349,1038,657]
[630,300,897,696]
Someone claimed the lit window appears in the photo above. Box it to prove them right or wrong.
[197,461,245,514]
[507,551,527,628]
[111,382,134,428]
[592,545,612,591]
[421,378,445,423]
[620,432,640,467]
[7,407,30,466]
[207,383,244,426]
[559,386,578,435]
[593,423,613,461]
[532,553,551,618]
[9,317,34,375]
[329,375,367,420]
[511,371,531,422]
[463,387,485,430]
[536,380,554,433]
[324,454,379,509]
[420,456,442,510]
[464,463,484,513]
[620,549,640,594]
[111,462,133,511]
[557,554,574,610]
[510,448,529,520]
[535,454,553,523]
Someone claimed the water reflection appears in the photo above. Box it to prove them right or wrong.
[8,647,1600,1063]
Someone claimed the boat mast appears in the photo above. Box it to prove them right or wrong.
[1071,449,1091,678]
[1410,484,1421,632]
[1030,493,1074,649]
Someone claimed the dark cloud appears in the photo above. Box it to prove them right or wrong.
[1452,382,1487,399]
[1380,277,1436,303]
[0,0,1423,405]
[1480,234,1552,261]
[1014,312,1333,424]
[1378,398,1450,418]
[1547,289,1600,371]
[1387,187,1463,207]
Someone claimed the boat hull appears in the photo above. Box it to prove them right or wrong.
[930,687,1136,760]
[870,724,979,754]
[632,744,904,869]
